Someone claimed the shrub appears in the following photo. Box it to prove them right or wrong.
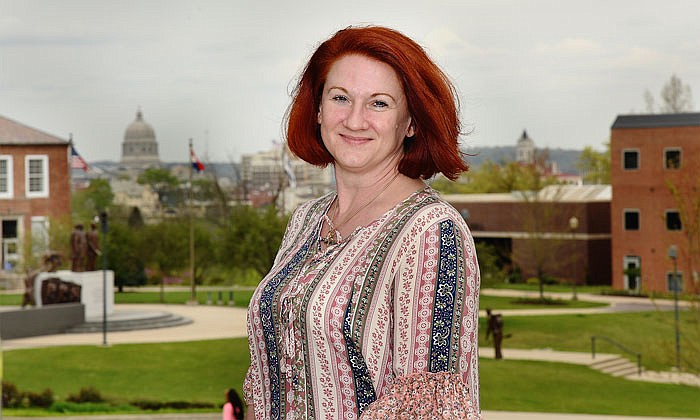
[130,399,215,410]
[25,388,55,408]
[67,386,104,403]
[2,380,22,408]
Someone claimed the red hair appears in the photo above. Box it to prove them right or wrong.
[285,26,468,180]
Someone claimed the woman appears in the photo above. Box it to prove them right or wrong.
[245,25,480,419]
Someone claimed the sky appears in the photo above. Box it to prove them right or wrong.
[1,0,699,163]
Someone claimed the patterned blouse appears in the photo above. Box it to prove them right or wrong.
[245,187,481,419]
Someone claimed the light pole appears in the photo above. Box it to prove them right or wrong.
[100,211,108,346]
[569,216,579,301]
[667,245,680,370]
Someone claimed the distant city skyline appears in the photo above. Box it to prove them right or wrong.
[2,0,699,162]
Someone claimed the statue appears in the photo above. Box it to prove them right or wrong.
[85,223,101,271]
[486,308,504,359]
[70,224,87,272]
[22,252,62,308]
[41,277,82,305]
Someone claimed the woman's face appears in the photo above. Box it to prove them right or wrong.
[317,54,414,175]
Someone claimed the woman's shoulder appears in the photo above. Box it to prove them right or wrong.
[290,191,334,219]
[407,187,465,221]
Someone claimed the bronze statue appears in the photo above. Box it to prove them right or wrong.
[70,224,87,272]
[85,223,101,271]
[486,308,504,359]
[22,252,62,308]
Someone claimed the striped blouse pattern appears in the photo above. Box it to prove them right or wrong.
[245,187,480,419]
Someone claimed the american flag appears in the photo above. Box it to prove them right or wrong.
[71,145,88,171]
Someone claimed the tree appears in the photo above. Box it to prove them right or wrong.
[643,74,694,113]
[516,186,570,299]
[431,159,559,194]
[575,143,611,184]
[105,220,147,291]
[217,205,288,276]
[137,168,182,210]
[71,178,114,222]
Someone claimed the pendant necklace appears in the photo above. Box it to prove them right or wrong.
[321,172,400,246]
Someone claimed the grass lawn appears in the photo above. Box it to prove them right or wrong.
[4,339,699,417]
[479,311,699,371]
[3,338,250,415]
[480,358,700,417]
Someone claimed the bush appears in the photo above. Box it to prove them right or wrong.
[67,386,104,403]
[25,388,55,408]
[2,380,22,408]
[130,399,215,410]
[49,401,130,413]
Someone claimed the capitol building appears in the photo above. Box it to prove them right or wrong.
[120,108,160,169]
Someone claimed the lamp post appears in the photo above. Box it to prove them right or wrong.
[667,245,680,370]
[100,211,108,346]
[569,216,579,301]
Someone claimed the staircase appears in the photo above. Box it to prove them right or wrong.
[590,356,641,377]
[66,311,192,333]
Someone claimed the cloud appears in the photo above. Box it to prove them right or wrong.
[535,38,603,55]
[422,27,500,60]
[611,47,662,68]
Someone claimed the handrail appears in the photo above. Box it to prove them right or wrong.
[591,335,642,376]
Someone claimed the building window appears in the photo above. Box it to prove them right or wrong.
[623,209,640,230]
[623,149,639,170]
[0,155,13,199]
[25,155,49,198]
[666,272,684,292]
[664,148,681,169]
[666,210,682,231]
[31,216,50,254]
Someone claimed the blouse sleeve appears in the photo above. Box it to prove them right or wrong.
[373,206,481,417]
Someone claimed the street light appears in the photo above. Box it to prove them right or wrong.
[569,216,579,301]
[100,211,108,346]
[667,245,681,370]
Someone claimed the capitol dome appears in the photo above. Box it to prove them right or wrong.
[120,109,160,168]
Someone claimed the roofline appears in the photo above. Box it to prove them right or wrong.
[611,113,700,129]
[0,114,69,145]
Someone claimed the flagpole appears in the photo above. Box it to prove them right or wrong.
[188,138,197,304]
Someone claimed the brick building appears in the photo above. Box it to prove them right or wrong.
[0,115,71,273]
[445,185,611,286]
[610,113,700,294]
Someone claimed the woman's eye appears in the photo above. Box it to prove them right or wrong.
[372,100,389,109]
[331,95,349,103]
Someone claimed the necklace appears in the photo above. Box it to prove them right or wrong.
[321,172,401,246]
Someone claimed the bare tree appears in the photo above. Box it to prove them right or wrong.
[643,74,694,114]
[644,89,656,113]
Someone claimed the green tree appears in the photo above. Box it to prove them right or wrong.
[137,168,182,209]
[432,160,558,194]
[104,220,147,291]
[218,206,288,276]
[576,143,611,184]
[71,178,114,222]
[139,218,190,277]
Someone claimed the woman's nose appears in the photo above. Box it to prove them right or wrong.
[344,103,369,130]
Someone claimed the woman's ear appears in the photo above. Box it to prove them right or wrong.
[317,105,323,124]
[406,118,415,138]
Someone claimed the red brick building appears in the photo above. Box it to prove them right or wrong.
[610,113,700,294]
[445,185,611,286]
[0,115,71,272]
